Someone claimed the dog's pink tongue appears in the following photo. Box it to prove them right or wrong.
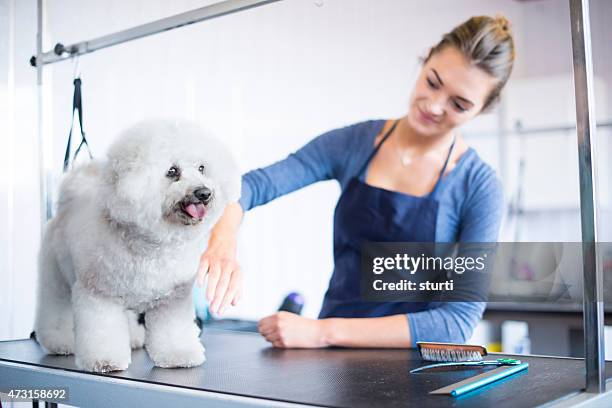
[185,203,206,219]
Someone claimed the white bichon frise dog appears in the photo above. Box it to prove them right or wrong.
[34,119,240,372]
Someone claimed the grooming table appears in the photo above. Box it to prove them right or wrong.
[1,329,612,408]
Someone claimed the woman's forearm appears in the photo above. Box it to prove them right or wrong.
[321,315,412,348]
[211,202,244,240]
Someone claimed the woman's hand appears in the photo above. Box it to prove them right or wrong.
[197,235,242,315]
[258,311,330,348]
[197,203,244,315]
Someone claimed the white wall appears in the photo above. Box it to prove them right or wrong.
[0,0,12,344]
[497,0,612,242]
[0,0,39,341]
[1,0,610,340]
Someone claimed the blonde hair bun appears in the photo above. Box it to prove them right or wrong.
[493,14,512,34]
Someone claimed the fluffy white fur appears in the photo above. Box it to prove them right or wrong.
[34,119,240,372]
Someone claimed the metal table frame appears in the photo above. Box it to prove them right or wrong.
[0,359,307,408]
[25,0,608,403]
[3,330,612,408]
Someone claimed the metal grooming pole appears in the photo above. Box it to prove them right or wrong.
[569,0,605,395]
[31,0,283,224]
[31,0,282,67]
[35,0,48,230]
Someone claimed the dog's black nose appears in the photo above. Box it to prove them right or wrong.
[194,187,212,203]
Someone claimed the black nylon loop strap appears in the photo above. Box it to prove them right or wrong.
[63,77,93,172]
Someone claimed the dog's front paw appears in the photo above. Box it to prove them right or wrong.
[37,329,74,355]
[147,340,206,368]
[75,342,131,372]
[75,355,131,373]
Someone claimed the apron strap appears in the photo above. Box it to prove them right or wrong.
[356,119,456,196]
[429,134,457,197]
[357,119,400,178]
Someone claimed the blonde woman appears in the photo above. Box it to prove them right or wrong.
[200,15,514,349]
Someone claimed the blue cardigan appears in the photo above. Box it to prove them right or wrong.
[239,119,504,346]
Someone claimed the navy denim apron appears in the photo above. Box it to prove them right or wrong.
[319,120,455,318]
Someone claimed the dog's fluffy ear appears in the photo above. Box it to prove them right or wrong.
[103,157,143,201]
[115,167,153,204]
[104,130,157,206]
[101,156,161,225]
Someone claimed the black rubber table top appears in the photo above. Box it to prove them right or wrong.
[1,329,610,408]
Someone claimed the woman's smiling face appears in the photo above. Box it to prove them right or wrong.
[407,46,498,137]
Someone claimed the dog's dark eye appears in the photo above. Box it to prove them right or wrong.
[198,165,205,174]
[166,166,181,179]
